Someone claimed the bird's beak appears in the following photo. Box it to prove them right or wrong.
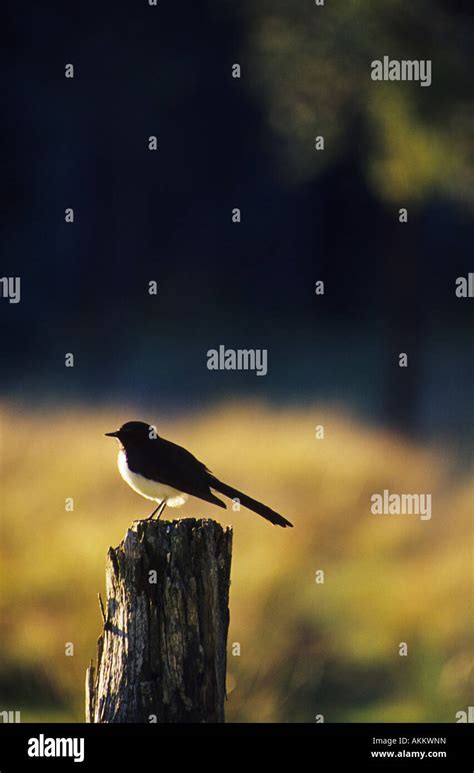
[105,431,119,438]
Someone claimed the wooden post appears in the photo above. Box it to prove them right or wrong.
[85,518,232,723]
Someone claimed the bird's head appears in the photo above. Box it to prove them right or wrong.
[105,421,158,445]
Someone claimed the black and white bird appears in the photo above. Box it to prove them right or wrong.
[105,421,293,528]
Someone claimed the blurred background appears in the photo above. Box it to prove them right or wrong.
[0,0,472,722]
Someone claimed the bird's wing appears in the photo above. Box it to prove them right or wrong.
[134,437,225,507]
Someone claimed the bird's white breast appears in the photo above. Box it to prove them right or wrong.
[117,449,188,508]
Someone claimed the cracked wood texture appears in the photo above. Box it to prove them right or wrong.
[85,518,232,723]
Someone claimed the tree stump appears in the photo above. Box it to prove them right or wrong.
[85,518,232,723]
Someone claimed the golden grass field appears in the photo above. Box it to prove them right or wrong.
[0,400,472,722]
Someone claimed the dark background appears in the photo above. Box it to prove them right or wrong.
[1,0,472,441]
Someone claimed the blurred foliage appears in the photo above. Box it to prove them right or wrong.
[242,0,473,205]
[0,402,472,722]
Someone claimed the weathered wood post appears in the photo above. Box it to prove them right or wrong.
[85,518,232,723]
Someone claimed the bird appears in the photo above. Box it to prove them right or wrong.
[105,420,293,528]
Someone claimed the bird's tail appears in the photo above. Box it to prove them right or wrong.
[209,477,293,528]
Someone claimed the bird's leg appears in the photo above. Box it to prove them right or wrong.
[134,499,168,523]
[156,500,167,520]
[143,499,167,521]
[134,502,162,522]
